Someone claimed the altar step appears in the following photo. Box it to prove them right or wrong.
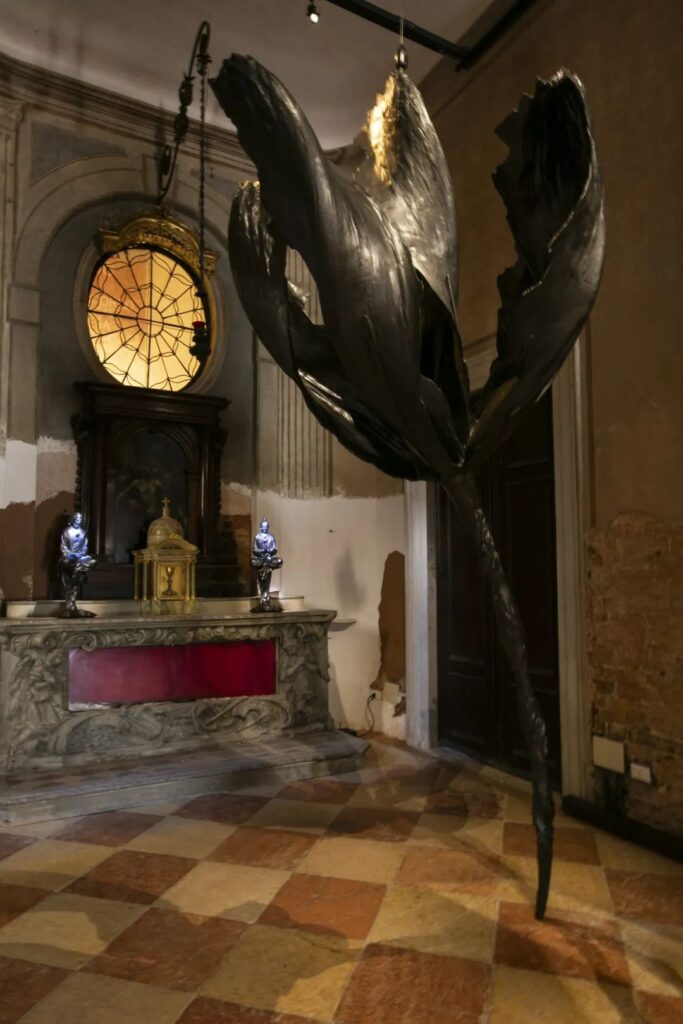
[0,730,368,824]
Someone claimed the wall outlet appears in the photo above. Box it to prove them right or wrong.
[630,760,653,785]
[592,734,625,773]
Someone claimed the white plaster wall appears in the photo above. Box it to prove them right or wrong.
[36,436,77,504]
[0,437,78,510]
[0,439,36,508]
[254,490,406,731]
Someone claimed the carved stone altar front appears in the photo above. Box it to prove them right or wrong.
[0,601,334,775]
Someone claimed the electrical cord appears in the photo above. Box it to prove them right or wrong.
[357,692,377,737]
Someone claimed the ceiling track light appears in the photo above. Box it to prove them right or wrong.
[307,2,320,24]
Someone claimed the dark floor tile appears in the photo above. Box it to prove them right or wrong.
[276,779,357,805]
[503,822,600,864]
[425,790,503,818]
[371,765,442,798]
[176,794,269,825]
[328,806,418,843]
[636,990,683,1024]
[607,870,683,925]
[0,882,48,927]
[0,833,34,861]
[0,955,68,1024]
[52,810,162,847]
[335,943,490,1024]
[260,873,385,940]
[84,906,246,992]
[65,849,196,904]
[397,844,500,894]
[208,827,316,870]
[176,997,313,1023]
[495,900,630,985]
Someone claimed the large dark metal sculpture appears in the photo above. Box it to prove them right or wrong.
[211,57,604,918]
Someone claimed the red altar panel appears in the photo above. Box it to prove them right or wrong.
[68,640,277,706]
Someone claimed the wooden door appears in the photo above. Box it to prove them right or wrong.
[436,391,561,786]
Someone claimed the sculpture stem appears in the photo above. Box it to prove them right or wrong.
[442,474,555,919]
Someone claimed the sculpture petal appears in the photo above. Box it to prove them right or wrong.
[467,71,605,466]
[228,182,430,480]
[212,56,463,480]
[334,71,471,448]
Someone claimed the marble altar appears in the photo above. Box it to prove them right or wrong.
[0,597,366,822]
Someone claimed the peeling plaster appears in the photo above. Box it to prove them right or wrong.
[0,440,37,508]
[221,480,253,516]
[0,436,78,509]
[371,550,406,694]
[36,436,77,504]
[0,501,35,599]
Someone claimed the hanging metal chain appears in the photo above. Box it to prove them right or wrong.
[190,27,212,368]
[157,21,211,207]
[395,11,408,70]
[196,29,211,288]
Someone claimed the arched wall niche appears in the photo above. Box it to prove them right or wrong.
[3,148,256,600]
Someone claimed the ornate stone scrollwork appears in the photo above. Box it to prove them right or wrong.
[1,615,333,773]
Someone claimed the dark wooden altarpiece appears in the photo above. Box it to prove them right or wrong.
[71,382,244,598]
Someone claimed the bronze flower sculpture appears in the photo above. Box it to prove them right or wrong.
[211,57,605,918]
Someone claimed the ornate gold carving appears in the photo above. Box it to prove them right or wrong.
[97,209,218,279]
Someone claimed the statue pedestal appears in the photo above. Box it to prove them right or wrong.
[0,598,366,822]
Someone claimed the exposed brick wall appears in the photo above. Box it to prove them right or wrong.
[588,513,683,836]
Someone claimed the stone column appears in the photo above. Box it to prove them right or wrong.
[0,98,22,513]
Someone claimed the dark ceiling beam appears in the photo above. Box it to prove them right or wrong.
[322,0,538,70]
[323,0,470,61]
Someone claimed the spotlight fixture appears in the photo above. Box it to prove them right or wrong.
[306,1,320,24]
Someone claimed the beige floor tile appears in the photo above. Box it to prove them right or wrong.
[126,816,235,858]
[408,815,503,855]
[503,791,544,822]
[0,891,144,969]
[620,919,683,997]
[368,884,497,962]
[504,792,589,830]
[295,836,406,885]
[0,839,111,890]
[157,861,290,923]
[596,832,683,878]
[201,923,360,1021]
[245,800,340,834]
[497,855,615,917]
[490,965,641,1024]
[20,970,192,1023]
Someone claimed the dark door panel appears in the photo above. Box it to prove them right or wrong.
[437,391,561,787]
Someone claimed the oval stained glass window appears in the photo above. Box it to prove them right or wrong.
[87,247,208,391]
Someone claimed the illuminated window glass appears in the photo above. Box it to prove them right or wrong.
[87,247,207,391]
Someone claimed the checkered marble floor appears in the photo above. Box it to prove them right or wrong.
[0,738,681,1023]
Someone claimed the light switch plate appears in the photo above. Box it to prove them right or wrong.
[592,734,625,773]
[630,760,653,785]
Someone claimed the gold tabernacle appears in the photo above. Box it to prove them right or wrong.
[133,498,198,613]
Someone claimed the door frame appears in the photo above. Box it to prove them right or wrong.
[405,335,591,798]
